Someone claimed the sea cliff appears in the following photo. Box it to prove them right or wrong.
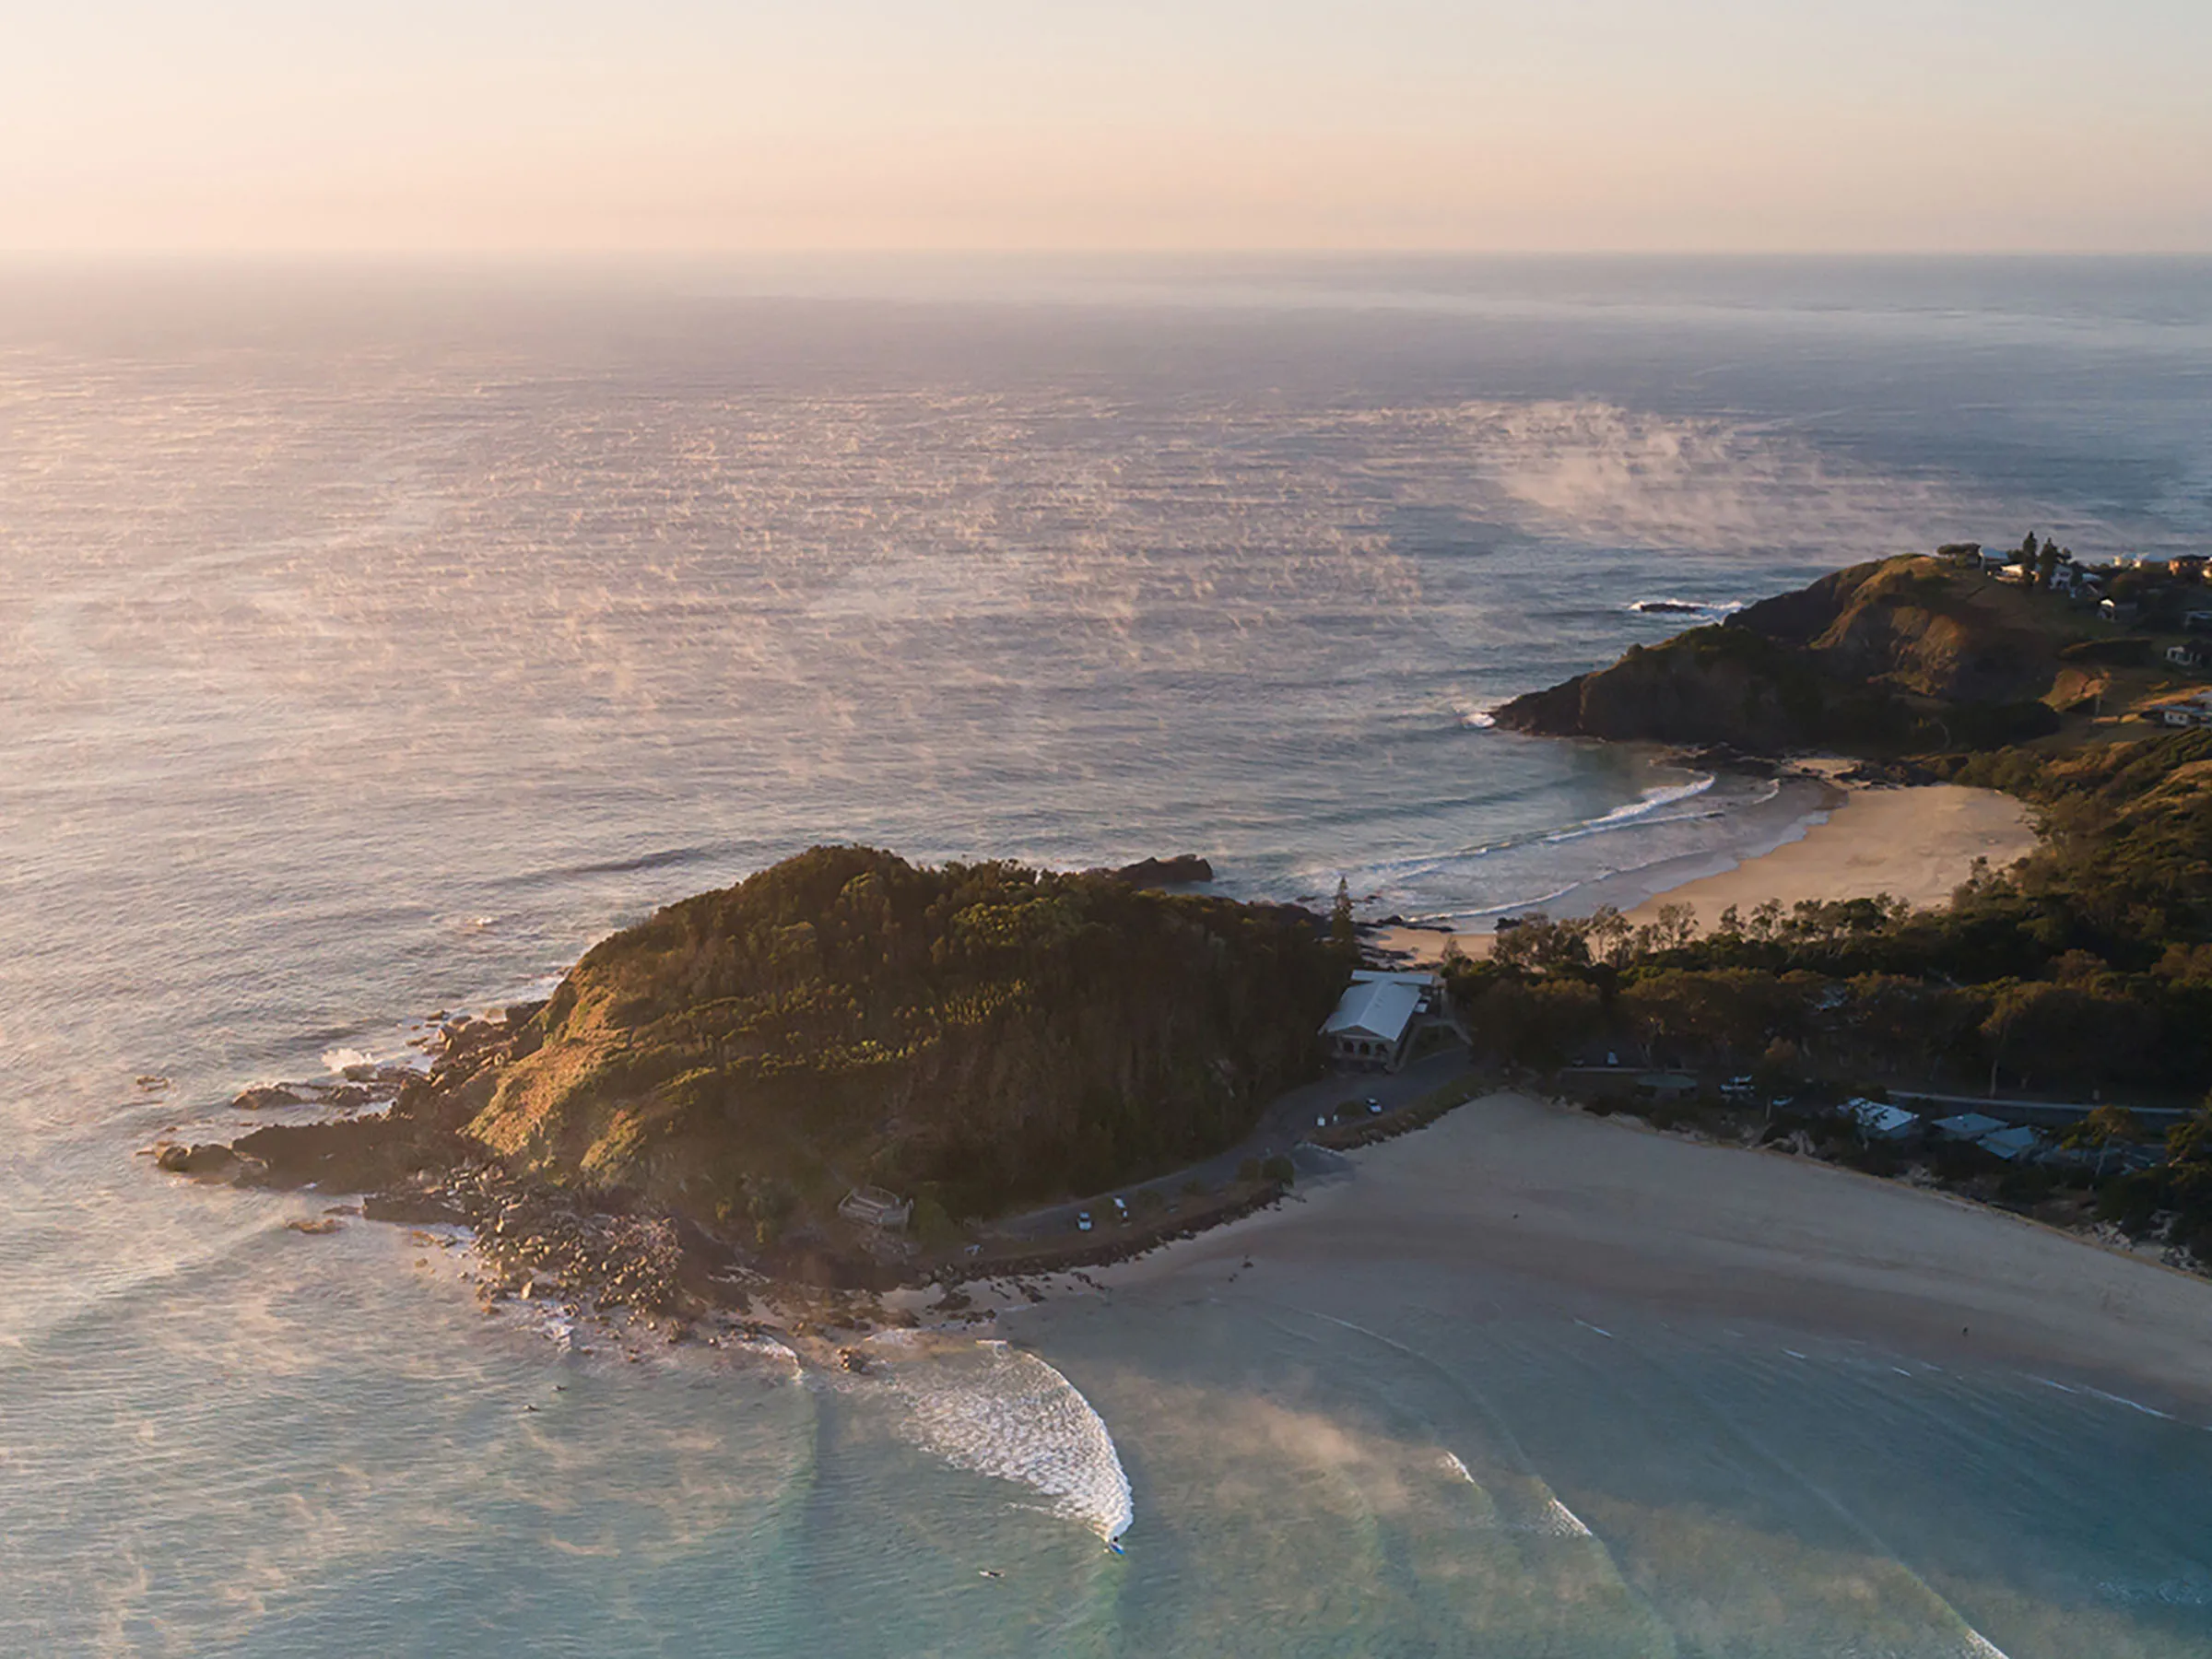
[169,847,1345,1309]
[1493,554,2082,752]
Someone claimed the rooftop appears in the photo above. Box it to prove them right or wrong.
[1323,975,1429,1045]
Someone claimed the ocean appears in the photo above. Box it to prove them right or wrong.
[3,255,2210,1654]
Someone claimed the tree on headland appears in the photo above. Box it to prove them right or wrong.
[2065,1104,2147,1179]
[1331,877,1357,948]
[2036,538,2063,591]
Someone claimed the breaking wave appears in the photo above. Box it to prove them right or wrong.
[1545,775,1716,843]
[888,1342,1134,1541]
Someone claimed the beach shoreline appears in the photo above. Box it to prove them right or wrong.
[1069,1088,2212,1416]
[1367,775,2041,965]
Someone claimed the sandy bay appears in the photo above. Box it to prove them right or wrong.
[1089,1088,2212,1416]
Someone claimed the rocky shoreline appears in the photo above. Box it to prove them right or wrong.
[149,997,1316,1350]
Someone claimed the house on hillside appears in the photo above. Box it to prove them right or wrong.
[837,1185,913,1230]
[1843,1099,1920,1142]
[2167,641,2208,671]
[1322,970,1440,1071]
[2100,598,2140,625]
[2159,691,2212,727]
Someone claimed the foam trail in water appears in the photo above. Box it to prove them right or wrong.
[890,1344,1134,1541]
[1545,776,1716,843]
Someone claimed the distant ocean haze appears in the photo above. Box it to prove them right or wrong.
[1,255,2209,1654]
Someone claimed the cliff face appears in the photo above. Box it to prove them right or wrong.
[1495,556,2075,752]
[459,846,1343,1221]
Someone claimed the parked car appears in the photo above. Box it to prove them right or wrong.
[1076,1211,1093,1232]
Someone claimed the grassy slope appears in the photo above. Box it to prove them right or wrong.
[465,846,1345,1224]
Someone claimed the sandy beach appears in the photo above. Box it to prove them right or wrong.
[1371,779,2040,964]
[1097,1088,2212,1411]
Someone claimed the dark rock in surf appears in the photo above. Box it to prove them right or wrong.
[1096,853,1215,887]
[155,1142,239,1175]
[233,1085,305,1111]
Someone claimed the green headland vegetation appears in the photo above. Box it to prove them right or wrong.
[461,846,1345,1230]
[1472,547,2212,1262]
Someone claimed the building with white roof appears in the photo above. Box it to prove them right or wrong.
[837,1185,912,1230]
[1322,970,1438,1071]
[1843,1099,1920,1141]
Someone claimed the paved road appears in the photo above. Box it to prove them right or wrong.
[994,1045,1475,1243]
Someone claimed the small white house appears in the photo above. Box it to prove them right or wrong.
[837,1186,913,1230]
[1323,970,1439,1071]
[2159,690,2212,727]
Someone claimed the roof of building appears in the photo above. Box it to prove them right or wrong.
[837,1185,912,1227]
[1323,976,1426,1045]
[1846,1100,1919,1136]
[1931,1112,2008,1141]
[1978,1125,2043,1161]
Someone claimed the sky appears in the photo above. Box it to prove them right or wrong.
[4,0,2208,253]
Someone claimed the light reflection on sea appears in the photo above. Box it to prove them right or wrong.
[1,256,2209,1653]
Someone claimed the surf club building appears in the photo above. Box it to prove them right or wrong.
[1322,970,1441,1071]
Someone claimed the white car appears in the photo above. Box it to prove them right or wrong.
[1076,1211,1093,1232]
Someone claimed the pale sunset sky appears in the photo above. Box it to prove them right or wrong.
[5,0,2207,253]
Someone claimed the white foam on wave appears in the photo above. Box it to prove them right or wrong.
[1545,775,1716,844]
[1438,1451,1475,1483]
[1626,596,1746,618]
[320,1047,372,1074]
[1535,1497,1595,1538]
[2083,1385,2175,1421]
[889,1343,1134,1541]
